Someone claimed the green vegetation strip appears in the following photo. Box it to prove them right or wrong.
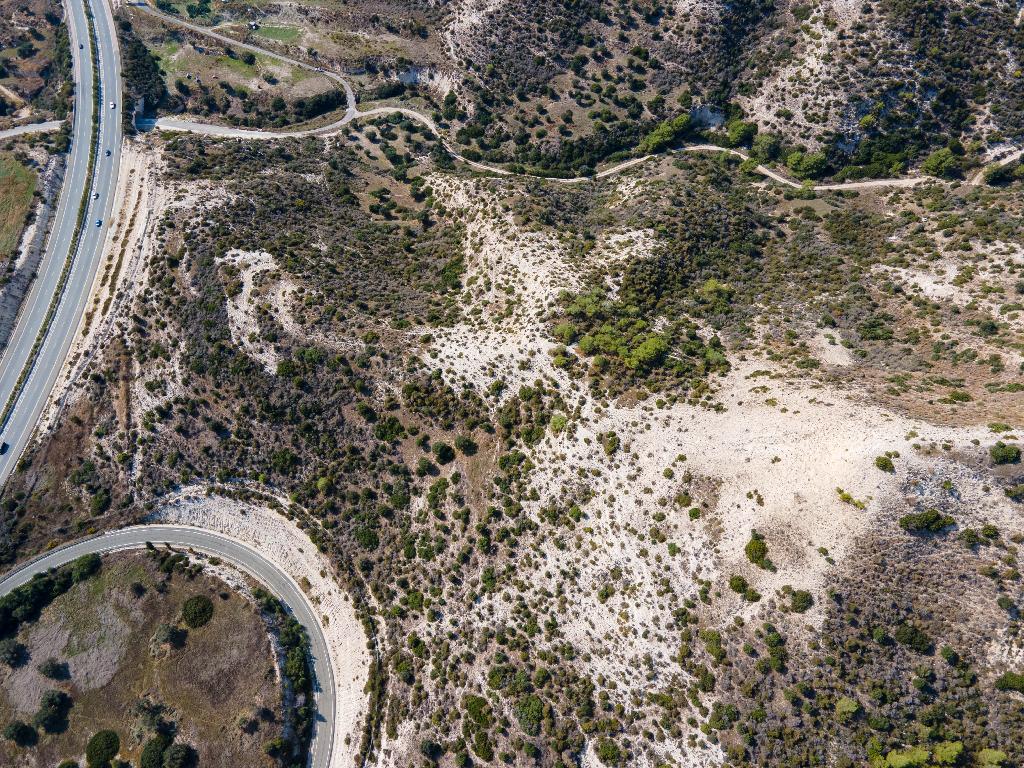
[0,155,37,259]
[0,0,102,435]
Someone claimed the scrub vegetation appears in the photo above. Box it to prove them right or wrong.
[3,2,1024,767]
[0,551,290,768]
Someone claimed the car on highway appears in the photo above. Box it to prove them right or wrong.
[95,219,102,227]
[110,101,116,109]
[93,192,99,199]
[105,149,111,156]
[0,442,8,455]
[79,43,83,49]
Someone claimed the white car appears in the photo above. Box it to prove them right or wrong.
[93,192,99,199]
[110,101,116,109]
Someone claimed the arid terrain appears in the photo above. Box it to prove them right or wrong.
[0,1,1022,767]
[0,551,288,767]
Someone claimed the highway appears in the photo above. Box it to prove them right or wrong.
[0,0,122,488]
[0,7,343,766]
[0,525,336,768]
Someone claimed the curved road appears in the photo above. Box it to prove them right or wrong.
[137,6,1024,191]
[0,525,336,768]
[131,4,972,192]
[969,145,1024,186]
[0,0,123,487]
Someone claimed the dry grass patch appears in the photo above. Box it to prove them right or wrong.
[0,551,284,768]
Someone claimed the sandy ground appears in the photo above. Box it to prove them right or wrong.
[874,243,1024,369]
[425,175,578,397]
[38,138,238,440]
[808,329,854,367]
[738,0,876,143]
[151,485,371,768]
[442,0,507,61]
[419,172,1020,767]
[218,248,285,373]
[37,140,162,436]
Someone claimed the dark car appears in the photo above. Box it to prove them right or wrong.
[0,442,8,456]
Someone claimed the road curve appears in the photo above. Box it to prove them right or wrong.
[0,0,123,488]
[0,524,337,768]
[134,2,356,132]
[969,145,1024,186]
[0,121,64,141]
[133,2,954,192]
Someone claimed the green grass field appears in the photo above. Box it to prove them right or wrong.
[254,24,301,42]
[0,153,36,260]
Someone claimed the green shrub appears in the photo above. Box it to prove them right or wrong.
[921,147,962,178]
[725,120,757,148]
[834,696,861,723]
[995,671,1024,693]
[86,730,120,768]
[981,161,1015,184]
[3,719,37,746]
[728,575,749,594]
[898,509,954,533]
[432,441,455,464]
[958,528,983,546]
[990,442,1021,464]
[471,730,493,762]
[976,749,1008,767]
[513,694,544,736]
[858,314,894,340]
[463,694,491,727]
[727,575,761,602]
[745,531,770,568]
[0,638,26,667]
[162,743,197,768]
[595,737,623,765]
[786,150,828,179]
[932,741,964,766]
[454,435,477,455]
[638,114,691,154]
[38,657,67,679]
[790,590,814,613]
[70,553,102,583]
[884,746,930,768]
[894,623,933,654]
[420,739,442,761]
[707,701,739,730]
[751,132,781,161]
[140,733,172,768]
[372,415,404,442]
[181,595,213,629]
[34,689,72,732]
[875,455,895,472]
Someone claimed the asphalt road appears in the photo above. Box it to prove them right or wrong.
[0,121,64,141]
[0,525,336,768]
[0,0,122,487]
[130,9,951,193]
